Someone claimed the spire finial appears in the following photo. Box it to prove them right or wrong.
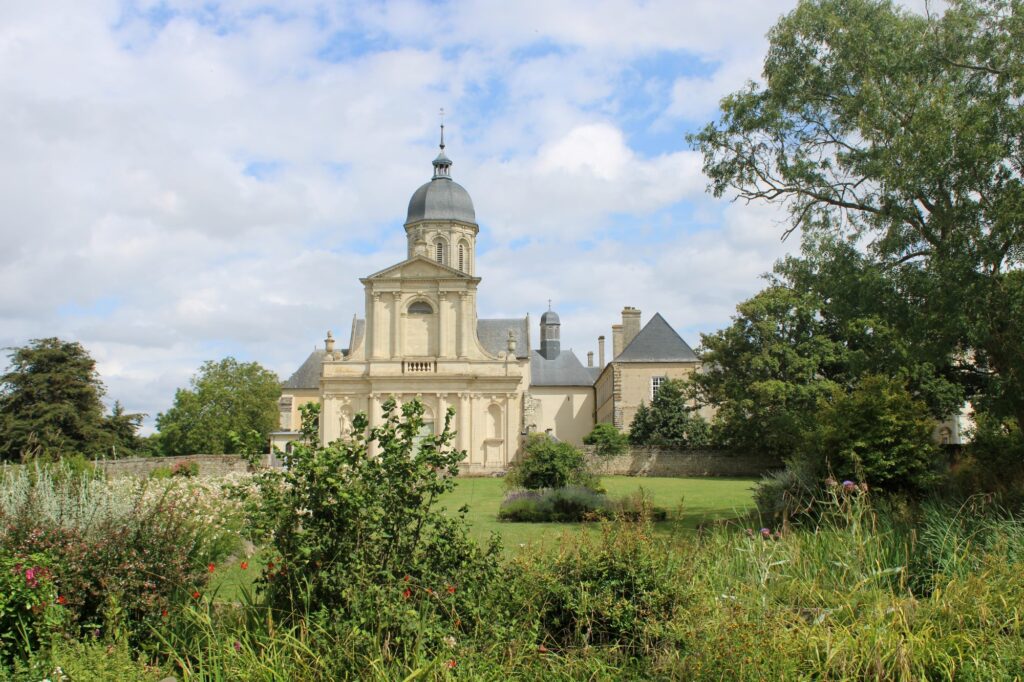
[548,299,552,311]
[439,107,445,150]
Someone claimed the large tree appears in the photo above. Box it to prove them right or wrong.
[691,0,1024,430]
[0,337,141,461]
[156,357,280,455]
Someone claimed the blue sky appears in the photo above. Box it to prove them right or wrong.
[0,0,929,431]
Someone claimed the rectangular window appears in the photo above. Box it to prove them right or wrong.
[651,375,666,400]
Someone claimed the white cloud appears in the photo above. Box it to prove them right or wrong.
[14,0,943,432]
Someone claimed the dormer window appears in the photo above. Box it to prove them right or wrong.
[408,301,433,314]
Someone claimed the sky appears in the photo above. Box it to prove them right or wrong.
[0,0,936,432]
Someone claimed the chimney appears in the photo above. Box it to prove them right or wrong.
[621,307,641,349]
[587,351,594,367]
[612,324,624,359]
[598,335,606,368]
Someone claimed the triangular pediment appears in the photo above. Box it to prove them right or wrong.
[363,255,474,281]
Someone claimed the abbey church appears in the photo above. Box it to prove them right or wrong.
[272,135,703,472]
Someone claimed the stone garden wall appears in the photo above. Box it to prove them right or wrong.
[95,454,252,478]
[583,446,783,477]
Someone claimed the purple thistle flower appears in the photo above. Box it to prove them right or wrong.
[842,480,856,492]
[760,528,771,538]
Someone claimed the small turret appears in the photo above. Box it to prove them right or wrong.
[539,305,561,360]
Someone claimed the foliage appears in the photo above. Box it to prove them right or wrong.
[582,423,629,458]
[249,398,502,657]
[0,338,142,462]
[691,0,1024,434]
[628,379,711,449]
[170,459,199,478]
[694,286,847,459]
[948,413,1024,503]
[155,357,280,456]
[505,433,598,490]
[497,487,611,522]
[806,375,942,494]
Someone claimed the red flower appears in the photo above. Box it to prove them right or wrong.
[240,561,249,570]
[402,588,412,600]
[403,575,411,582]
[537,644,550,653]
[445,659,456,669]
[56,595,67,605]
[161,609,169,618]
[446,585,456,594]
[192,591,201,599]
[208,563,216,573]
[454,619,462,628]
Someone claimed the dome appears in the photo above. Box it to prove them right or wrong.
[405,177,476,225]
[541,310,560,325]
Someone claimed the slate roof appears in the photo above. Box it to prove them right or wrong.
[477,318,529,359]
[281,349,328,389]
[530,349,596,386]
[615,312,698,363]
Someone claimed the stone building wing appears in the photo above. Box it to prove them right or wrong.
[614,312,698,362]
[530,349,596,386]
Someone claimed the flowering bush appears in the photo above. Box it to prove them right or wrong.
[0,465,246,644]
[0,552,63,661]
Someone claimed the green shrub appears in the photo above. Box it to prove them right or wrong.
[249,398,502,657]
[505,434,598,490]
[149,466,172,480]
[806,375,942,494]
[498,487,611,522]
[583,424,629,458]
[511,516,691,652]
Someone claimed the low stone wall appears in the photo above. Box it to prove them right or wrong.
[95,455,252,478]
[583,447,783,477]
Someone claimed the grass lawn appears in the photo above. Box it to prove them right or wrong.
[444,475,758,549]
[210,475,758,598]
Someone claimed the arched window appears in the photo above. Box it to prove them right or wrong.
[458,244,465,272]
[435,240,446,264]
[408,301,433,314]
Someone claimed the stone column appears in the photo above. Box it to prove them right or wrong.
[505,393,516,467]
[390,292,401,359]
[436,393,447,436]
[438,291,449,358]
[371,293,383,359]
[457,292,469,358]
[458,393,471,459]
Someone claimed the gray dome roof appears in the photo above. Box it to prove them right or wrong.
[406,178,476,225]
[540,310,560,325]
